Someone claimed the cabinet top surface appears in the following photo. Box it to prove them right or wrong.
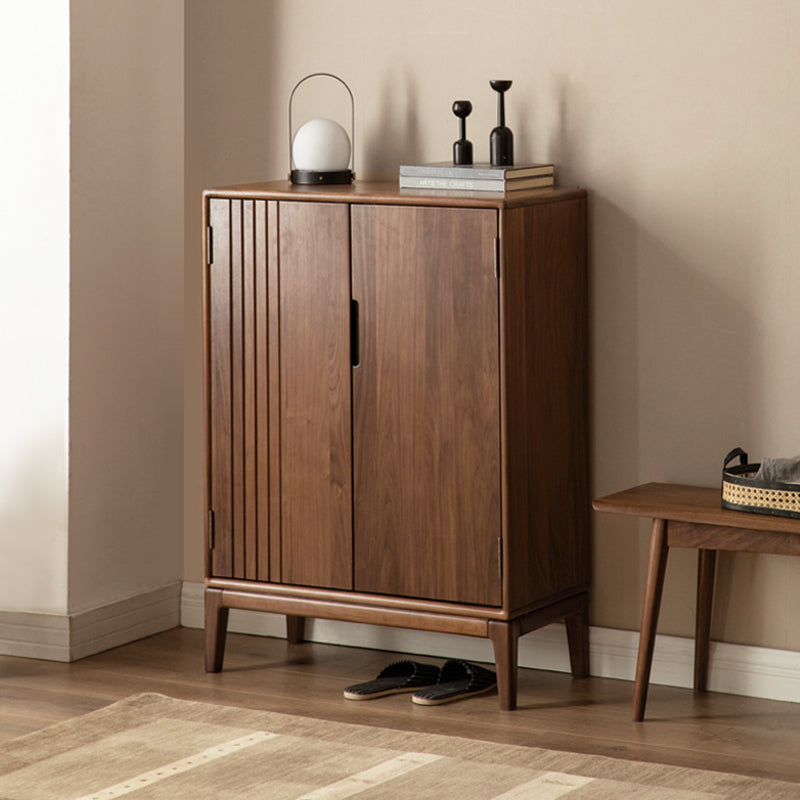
[204,179,585,209]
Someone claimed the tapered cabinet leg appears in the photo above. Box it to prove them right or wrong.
[205,588,229,673]
[286,615,306,644]
[633,518,670,721]
[694,548,717,693]
[565,593,590,679]
[488,620,519,711]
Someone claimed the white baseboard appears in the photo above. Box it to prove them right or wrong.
[181,581,800,704]
[69,582,182,661]
[0,582,182,662]
[0,610,71,661]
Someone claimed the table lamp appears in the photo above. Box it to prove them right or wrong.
[289,73,355,185]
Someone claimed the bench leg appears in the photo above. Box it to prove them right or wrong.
[633,517,669,721]
[694,548,716,693]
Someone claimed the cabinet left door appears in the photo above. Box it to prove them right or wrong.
[206,198,353,590]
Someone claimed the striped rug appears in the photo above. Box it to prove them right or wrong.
[0,693,796,799]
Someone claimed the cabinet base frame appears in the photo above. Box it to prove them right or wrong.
[204,584,589,710]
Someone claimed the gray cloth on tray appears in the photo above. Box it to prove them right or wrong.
[754,455,800,485]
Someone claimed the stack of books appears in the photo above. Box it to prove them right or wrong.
[399,162,554,192]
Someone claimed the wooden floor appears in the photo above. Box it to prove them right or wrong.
[2,627,800,783]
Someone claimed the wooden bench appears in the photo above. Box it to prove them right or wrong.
[593,482,800,721]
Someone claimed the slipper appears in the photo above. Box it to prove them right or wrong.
[411,659,497,706]
[343,660,440,700]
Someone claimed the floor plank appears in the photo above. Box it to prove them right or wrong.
[1,627,799,783]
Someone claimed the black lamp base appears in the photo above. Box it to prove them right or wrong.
[290,169,354,185]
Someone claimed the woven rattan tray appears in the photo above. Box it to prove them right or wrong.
[721,447,800,520]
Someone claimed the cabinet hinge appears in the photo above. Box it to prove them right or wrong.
[497,536,503,580]
[208,509,216,550]
[493,237,500,279]
[206,226,214,266]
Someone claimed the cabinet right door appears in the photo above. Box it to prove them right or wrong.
[351,204,502,606]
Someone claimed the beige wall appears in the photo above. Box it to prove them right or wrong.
[184,1,799,650]
[69,0,184,612]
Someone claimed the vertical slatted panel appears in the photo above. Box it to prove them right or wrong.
[230,200,245,579]
[209,199,272,581]
[267,201,282,583]
[242,200,258,580]
[255,201,271,581]
[208,198,233,578]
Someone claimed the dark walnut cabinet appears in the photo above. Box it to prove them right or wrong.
[203,181,590,710]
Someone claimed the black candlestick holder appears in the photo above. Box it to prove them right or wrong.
[452,100,473,165]
[489,80,514,166]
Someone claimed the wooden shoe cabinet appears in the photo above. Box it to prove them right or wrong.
[202,180,590,709]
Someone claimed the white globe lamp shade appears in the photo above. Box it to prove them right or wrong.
[292,119,351,171]
[290,119,353,184]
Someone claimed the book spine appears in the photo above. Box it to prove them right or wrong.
[399,164,554,179]
[399,176,509,191]
[399,176,554,192]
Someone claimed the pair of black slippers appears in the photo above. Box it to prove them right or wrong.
[344,659,497,706]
